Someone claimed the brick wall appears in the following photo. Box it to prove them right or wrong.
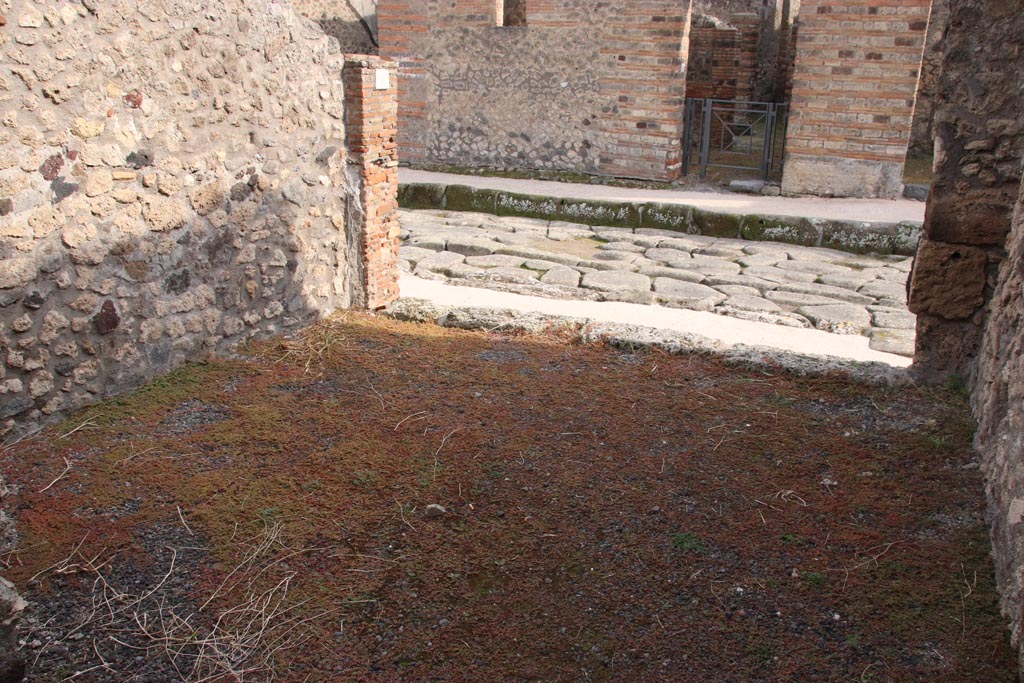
[343,58,401,309]
[378,0,693,182]
[686,21,741,101]
[781,0,932,198]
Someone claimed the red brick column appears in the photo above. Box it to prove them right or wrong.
[343,56,400,309]
[781,0,932,198]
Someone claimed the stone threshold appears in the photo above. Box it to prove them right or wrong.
[399,182,922,257]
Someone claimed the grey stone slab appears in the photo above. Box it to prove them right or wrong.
[399,245,442,268]
[704,275,774,291]
[766,291,846,308]
[443,263,487,279]
[465,254,527,268]
[492,245,580,267]
[861,267,910,283]
[591,250,640,263]
[548,226,595,241]
[486,266,539,283]
[737,253,784,268]
[600,241,646,253]
[652,278,726,311]
[576,259,639,272]
[774,259,853,275]
[720,294,782,313]
[659,236,714,251]
[713,284,764,298]
[594,229,636,242]
[670,255,741,275]
[398,259,412,273]
[581,270,652,293]
[741,243,791,255]
[869,328,916,357]
[871,308,916,330]
[785,245,860,262]
[888,257,914,272]
[817,272,875,290]
[416,250,466,272]
[523,259,568,271]
[445,236,500,257]
[741,266,819,284]
[645,247,693,262]
[407,236,448,251]
[796,304,872,335]
[492,233,536,246]
[541,267,581,288]
[635,228,686,238]
[637,265,706,284]
[631,256,662,270]
[715,308,811,328]
[696,245,745,259]
[773,282,875,305]
[601,290,657,305]
[858,280,908,304]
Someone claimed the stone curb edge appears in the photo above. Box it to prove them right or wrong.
[383,298,913,387]
[398,183,922,257]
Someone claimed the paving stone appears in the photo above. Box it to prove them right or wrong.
[861,267,910,283]
[594,229,636,242]
[631,256,662,269]
[576,259,639,272]
[869,328,916,357]
[773,282,875,305]
[705,275,774,291]
[766,291,847,308]
[399,245,441,267]
[407,236,448,251]
[486,266,539,282]
[548,226,595,241]
[659,236,713,251]
[785,246,858,262]
[741,266,819,284]
[774,259,853,275]
[645,248,692,262]
[416,250,466,272]
[541,267,581,288]
[719,294,781,313]
[712,284,763,298]
[888,258,914,272]
[602,290,656,305]
[652,278,726,311]
[696,245,744,259]
[580,270,651,293]
[738,253,784,267]
[817,272,875,290]
[492,245,580,266]
[796,304,872,335]
[870,307,917,330]
[443,263,487,279]
[465,254,527,268]
[591,250,640,263]
[492,233,536,246]
[624,235,666,248]
[858,280,908,303]
[670,255,741,275]
[522,259,567,271]
[600,241,646,253]
[445,236,500,257]
[635,228,686,238]
[398,259,412,272]
[741,243,791,255]
[636,265,706,284]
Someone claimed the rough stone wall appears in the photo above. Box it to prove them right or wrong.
[906,0,1024,664]
[291,0,378,54]
[907,0,949,156]
[781,0,931,199]
[0,0,399,435]
[378,0,693,181]
[908,0,1024,382]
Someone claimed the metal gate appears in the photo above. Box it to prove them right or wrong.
[682,99,789,181]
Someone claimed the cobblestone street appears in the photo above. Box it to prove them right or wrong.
[399,209,916,357]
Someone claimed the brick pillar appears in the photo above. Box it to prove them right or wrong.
[730,12,759,104]
[343,56,400,309]
[780,0,932,199]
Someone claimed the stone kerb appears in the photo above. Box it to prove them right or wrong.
[398,183,922,257]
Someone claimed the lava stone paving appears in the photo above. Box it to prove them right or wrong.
[399,210,917,357]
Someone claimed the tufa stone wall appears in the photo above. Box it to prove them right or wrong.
[907,0,948,156]
[378,0,693,182]
[0,0,399,436]
[907,0,1024,664]
[290,0,378,54]
[781,0,931,199]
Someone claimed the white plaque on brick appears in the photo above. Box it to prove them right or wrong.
[374,68,390,90]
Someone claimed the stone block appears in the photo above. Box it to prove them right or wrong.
[781,155,904,200]
[925,185,1015,246]
[692,208,743,238]
[398,183,446,210]
[907,239,987,319]
[819,220,897,255]
[555,199,640,229]
[741,215,820,246]
[444,185,497,214]
[494,192,560,221]
[639,202,694,233]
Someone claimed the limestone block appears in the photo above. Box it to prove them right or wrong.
[70,117,105,139]
[84,169,114,196]
[142,196,188,232]
[0,257,36,289]
[908,239,987,319]
[188,182,226,216]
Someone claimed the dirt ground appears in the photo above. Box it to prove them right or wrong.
[0,313,1016,682]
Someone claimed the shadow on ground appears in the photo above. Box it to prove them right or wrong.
[0,313,1016,682]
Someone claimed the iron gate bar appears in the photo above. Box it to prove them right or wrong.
[682,98,790,181]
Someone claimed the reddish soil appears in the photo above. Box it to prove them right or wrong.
[0,314,1016,682]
